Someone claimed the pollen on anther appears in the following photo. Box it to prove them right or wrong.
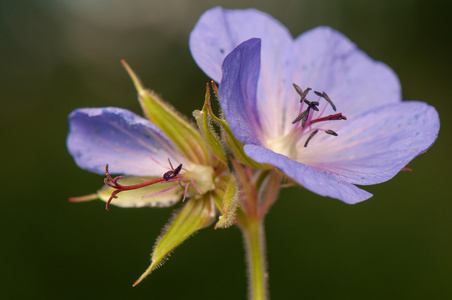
[292,109,309,125]
[163,164,183,181]
[293,83,311,102]
[325,130,338,136]
[322,92,336,111]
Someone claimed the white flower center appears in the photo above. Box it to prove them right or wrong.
[265,133,298,160]
[189,164,216,195]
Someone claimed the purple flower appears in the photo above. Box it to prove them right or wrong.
[190,7,439,204]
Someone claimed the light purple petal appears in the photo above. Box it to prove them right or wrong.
[297,101,440,185]
[190,7,292,141]
[283,27,401,128]
[190,6,292,82]
[67,107,183,176]
[219,38,263,145]
[244,145,372,204]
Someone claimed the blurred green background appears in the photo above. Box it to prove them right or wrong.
[1,0,451,299]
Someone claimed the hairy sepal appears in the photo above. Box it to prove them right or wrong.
[206,84,267,169]
[214,174,239,229]
[133,195,215,286]
[122,60,209,165]
[192,85,227,168]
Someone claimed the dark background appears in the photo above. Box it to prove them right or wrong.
[1,0,451,299]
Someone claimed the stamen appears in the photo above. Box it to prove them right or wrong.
[293,83,311,102]
[292,84,346,147]
[302,108,312,127]
[292,100,320,126]
[314,91,336,111]
[292,109,309,124]
[167,158,175,169]
[163,164,183,181]
[142,185,181,199]
[293,83,303,95]
[165,158,184,189]
[189,177,202,195]
[322,92,336,111]
[325,130,338,136]
[304,99,319,111]
[182,182,190,202]
[304,130,319,147]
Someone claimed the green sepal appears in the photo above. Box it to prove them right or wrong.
[122,60,209,165]
[133,195,215,286]
[192,84,227,167]
[206,83,267,169]
[214,174,239,229]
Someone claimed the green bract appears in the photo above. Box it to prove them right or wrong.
[134,194,215,286]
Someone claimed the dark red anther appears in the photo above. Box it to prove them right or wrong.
[163,164,183,181]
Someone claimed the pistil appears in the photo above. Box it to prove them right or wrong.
[103,162,184,211]
[309,113,347,125]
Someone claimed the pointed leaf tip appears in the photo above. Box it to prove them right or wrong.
[133,196,214,285]
[133,260,159,287]
[121,60,145,93]
[193,84,227,164]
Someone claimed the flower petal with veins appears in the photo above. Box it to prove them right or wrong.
[67,107,183,176]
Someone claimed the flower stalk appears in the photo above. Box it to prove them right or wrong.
[234,161,280,300]
[239,214,268,300]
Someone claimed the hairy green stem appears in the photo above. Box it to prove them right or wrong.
[241,218,268,300]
